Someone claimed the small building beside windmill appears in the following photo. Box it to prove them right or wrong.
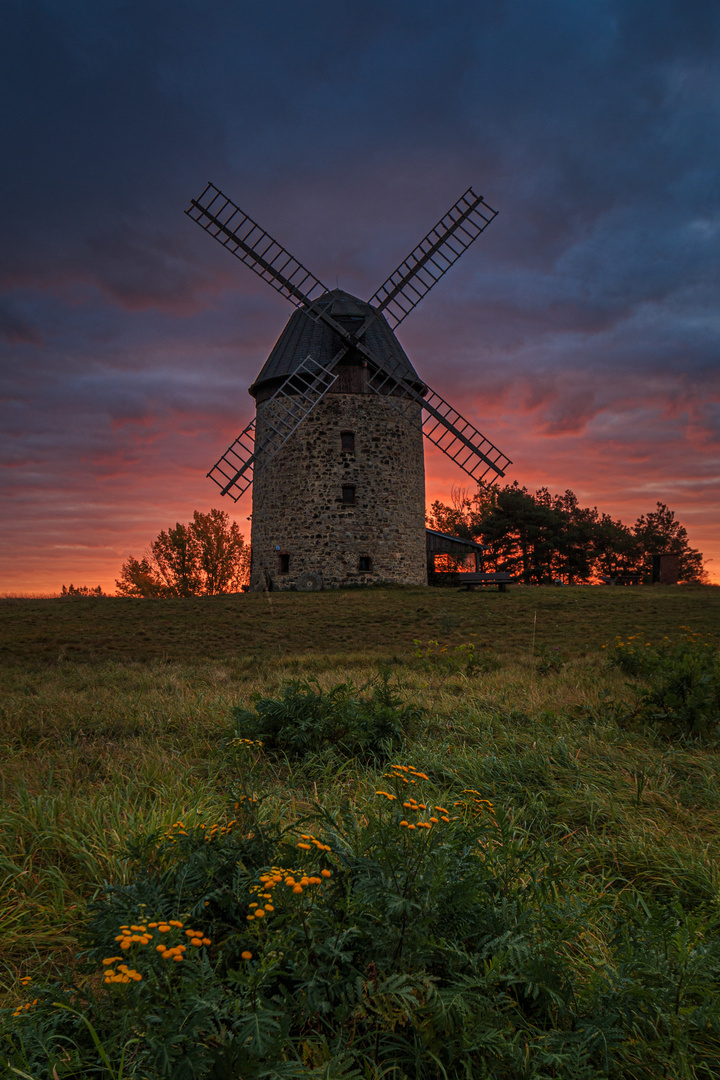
[249,289,427,591]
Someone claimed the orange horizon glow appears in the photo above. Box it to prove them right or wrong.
[3,418,717,595]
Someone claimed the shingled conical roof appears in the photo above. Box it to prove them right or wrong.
[249,289,420,397]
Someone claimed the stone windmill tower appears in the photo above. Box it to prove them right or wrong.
[186,184,512,590]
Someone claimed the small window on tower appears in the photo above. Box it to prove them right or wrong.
[278,552,290,574]
[358,556,372,573]
[341,431,355,453]
[342,485,356,505]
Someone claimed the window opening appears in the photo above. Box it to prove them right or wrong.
[278,552,290,574]
[341,431,355,453]
[358,556,372,573]
[342,485,356,505]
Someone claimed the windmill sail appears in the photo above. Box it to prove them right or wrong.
[366,362,510,484]
[206,416,257,501]
[187,183,328,309]
[188,182,510,499]
[367,188,497,330]
[207,355,340,501]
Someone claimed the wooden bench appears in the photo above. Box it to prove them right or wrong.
[458,572,514,592]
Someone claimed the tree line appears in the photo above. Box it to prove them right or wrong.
[102,489,707,598]
[428,483,707,584]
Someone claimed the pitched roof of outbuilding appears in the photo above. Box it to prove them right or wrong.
[249,289,420,395]
[426,528,485,553]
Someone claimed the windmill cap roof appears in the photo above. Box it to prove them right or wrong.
[249,289,420,395]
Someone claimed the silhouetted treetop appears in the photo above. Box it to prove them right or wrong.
[116,509,250,597]
[427,483,707,584]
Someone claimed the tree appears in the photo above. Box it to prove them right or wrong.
[427,486,708,584]
[632,502,708,583]
[116,509,250,597]
[61,584,107,597]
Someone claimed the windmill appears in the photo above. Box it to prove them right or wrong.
[186,183,512,590]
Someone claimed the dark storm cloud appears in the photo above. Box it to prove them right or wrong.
[0,298,43,344]
[1,0,719,587]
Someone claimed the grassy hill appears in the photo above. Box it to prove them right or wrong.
[2,582,719,666]
[1,585,719,1078]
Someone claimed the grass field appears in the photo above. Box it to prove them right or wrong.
[1,584,720,1078]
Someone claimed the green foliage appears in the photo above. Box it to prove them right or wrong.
[428,485,707,584]
[608,633,661,678]
[5,770,720,1079]
[610,630,720,739]
[412,638,492,676]
[115,509,249,598]
[229,673,421,761]
[5,593,720,1079]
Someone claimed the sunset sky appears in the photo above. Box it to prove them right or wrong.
[2,0,719,592]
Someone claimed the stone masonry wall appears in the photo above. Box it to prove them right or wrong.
[249,392,426,590]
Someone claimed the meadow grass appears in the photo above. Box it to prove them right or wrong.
[1,585,719,1076]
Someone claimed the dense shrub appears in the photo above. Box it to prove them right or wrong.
[5,766,720,1079]
[412,638,499,676]
[229,674,421,761]
[610,630,720,739]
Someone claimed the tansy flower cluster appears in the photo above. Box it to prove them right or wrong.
[397,797,452,831]
[11,981,38,1020]
[164,820,238,844]
[610,634,647,653]
[383,764,430,785]
[228,738,264,748]
[454,789,496,818]
[104,920,212,978]
[102,961,142,985]
[295,832,331,853]
[246,865,333,921]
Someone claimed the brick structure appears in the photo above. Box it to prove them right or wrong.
[248,290,427,591]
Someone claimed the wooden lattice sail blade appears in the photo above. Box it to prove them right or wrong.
[207,418,257,501]
[418,385,511,483]
[367,365,511,484]
[368,189,497,330]
[207,355,340,500]
[186,183,328,309]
